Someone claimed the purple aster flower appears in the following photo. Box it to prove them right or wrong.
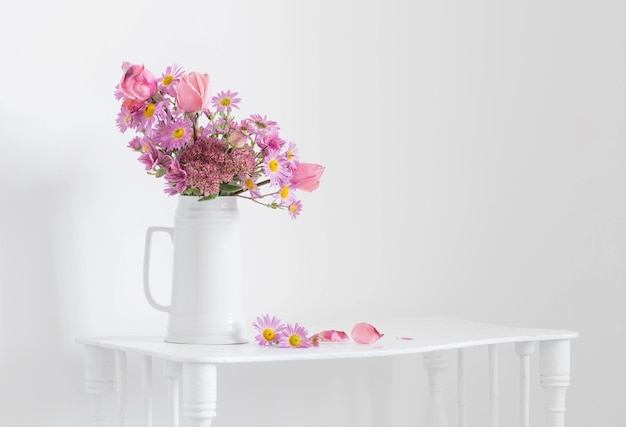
[138,143,172,171]
[239,175,262,199]
[158,64,184,97]
[258,128,285,151]
[164,160,188,195]
[264,150,292,187]
[127,136,145,151]
[279,323,312,348]
[273,185,295,206]
[288,199,303,220]
[211,90,241,113]
[132,101,166,135]
[154,119,193,151]
[252,314,285,346]
[116,109,134,133]
[284,142,300,168]
[245,114,279,137]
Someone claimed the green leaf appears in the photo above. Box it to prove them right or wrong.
[219,183,243,193]
[155,168,166,178]
[199,194,218,201]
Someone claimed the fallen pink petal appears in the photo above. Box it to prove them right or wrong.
[351,322,384,344]
[318,330,349,342]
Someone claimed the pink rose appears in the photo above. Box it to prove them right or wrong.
[290,163,325,192]
[227,129,248,148]
[119,62,157,101]
[176,71,211,112]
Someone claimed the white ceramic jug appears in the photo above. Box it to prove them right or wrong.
[143,196,248,344]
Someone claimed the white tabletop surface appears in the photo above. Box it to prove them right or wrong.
[76,316,578,364]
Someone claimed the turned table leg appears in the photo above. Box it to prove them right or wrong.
[84,346,116,427]
[183,363,217,427]
[423,350,449,427]
[540,340,571,427]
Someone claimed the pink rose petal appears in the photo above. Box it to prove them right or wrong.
[318,330,349,342]
[351,322,384,344]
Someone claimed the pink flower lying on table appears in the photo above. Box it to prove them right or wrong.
[252,316,384,348]
[251,314,285,346]
[279,323,313,349]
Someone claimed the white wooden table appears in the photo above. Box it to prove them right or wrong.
[77,316,578,427]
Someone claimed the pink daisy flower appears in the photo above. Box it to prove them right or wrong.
[211,90,241,113]
[113,85,125,101]
[258,128,285,151]
[116,109,134,133]
[239,175,262,198]
[279,323,312,348]
[138,142,171,171]
[127,135,146,151]
[132,101,166,134]
[245,114,279,137]
[264,150,292,187]
[288,199,302,219]
[158,64,184,97]
[273,185,295,206]
[284,142,300,168]
[252,314,285,346]
[164,160,188,195]
[154,119,193,151]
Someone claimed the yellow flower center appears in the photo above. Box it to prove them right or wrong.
[245,178,255,190]
[287,150,294,161]
[289,334,301,347]
[220,98,231,107]
[269,159,279,173]
[173,128,185,139]
[290,204,298,214]
[262,328,275,341]
[141,144,149,153]
[280,186,289,199]
[163,75,174,86]
[144,103,156,118]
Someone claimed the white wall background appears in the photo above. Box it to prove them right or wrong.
[1,0,624,425]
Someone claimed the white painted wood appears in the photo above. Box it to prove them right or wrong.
[163,361,182,427]
[76,316,577,364]
[115,350,127,427]
[84,346,115,427]
[423,351,448,427]
[77,317,578,426]
[488,344,499,427]
[142,355,153,427]
[515,341,536,427]
[540,340,571,427]
[457,348,467,427]
[183,363,217,427]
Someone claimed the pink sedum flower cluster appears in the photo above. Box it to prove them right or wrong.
[115,61,325,218]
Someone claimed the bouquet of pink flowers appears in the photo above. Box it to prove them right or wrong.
[115,62,324,218]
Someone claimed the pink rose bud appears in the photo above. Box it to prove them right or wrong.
[351,322,384,344]
[119,62,158,101]
[290,163,325,192]
[176,71,211,112]
[227,129,248,148]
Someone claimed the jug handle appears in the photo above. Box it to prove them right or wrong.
[143,226,174,312]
